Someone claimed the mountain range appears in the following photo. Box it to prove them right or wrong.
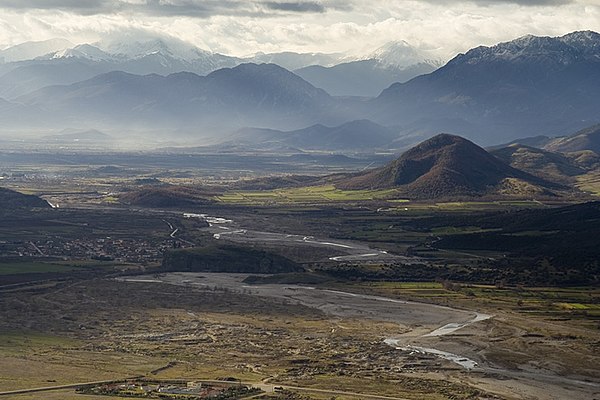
[0,31,598,147]
[369,31,600,144]
[11,64,339,131]
[294,41,441,97]
[0,37,432,99]
[224,120,399,151]
[42,129,113,143]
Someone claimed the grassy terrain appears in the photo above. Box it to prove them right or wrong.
[0,277,506,400]
[217,185,403,205]
[0,345,163,392]
[217,185,558,208]
[381,200,549,214]
[576,171,600,196]
[0,331,164,392]
[1,275,598,399]
[341,282,600,328]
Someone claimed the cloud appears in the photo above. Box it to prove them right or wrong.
[470,0,573,5]
[0,1,234,17]
[0,0,110,13]
[0,0,337,17]
[416,0,574,5]
[0,0,597,60]
[264,2,325,13]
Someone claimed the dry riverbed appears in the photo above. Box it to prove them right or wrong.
[117,273,600,400]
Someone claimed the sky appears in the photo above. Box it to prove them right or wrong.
[0,0,598,60]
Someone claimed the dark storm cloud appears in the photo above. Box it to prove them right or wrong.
[0,0,232,17]
[426,0,573,5]
[494,0,573,4]
[0,0,110,14]
[0,0,338,17]
[265,2,325,13]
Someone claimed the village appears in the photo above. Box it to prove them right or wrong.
[0,236,184,264]
[77,380,262,399]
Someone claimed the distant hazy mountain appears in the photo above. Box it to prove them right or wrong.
[1,31,598,145]
[336,134,558,198]
[295,60,436,97]
[0,46,349,100]
[0,39,73,63]
[0,97,42,127]
[368,40,443,69]
[0,38,240,99]
[14,63,337,131]
[228,119,399,151]
[50,44,116,62]
[42,129,112,143]
[295,41,440,97]
[0,59,109,99]
[370,31,600,145]
[247,51,345,70]
[97,36,207,60]
[0,37,440,100]
[0,37,348,99]
[38,36,241,74]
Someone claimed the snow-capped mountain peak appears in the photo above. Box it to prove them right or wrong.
[559,30,600,51]
[368,40,443,69]
[95,36,212,62]
[458,31,600,65]
[50,44,117,62]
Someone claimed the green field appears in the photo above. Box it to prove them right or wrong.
[576,171,600,196]
[216,185,557,208]
[344,281,600,325]
[217,185,403,204]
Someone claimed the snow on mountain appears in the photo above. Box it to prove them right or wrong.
[96,36,212,62]
[291,41,442,97]
[454,30,600,65]
[39,36,240,76]
[373,31,600,144]
[50,44,117,62]
[368,41,443,69]
[0,39,74,63]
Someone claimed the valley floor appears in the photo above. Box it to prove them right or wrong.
[0,271,598,400]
